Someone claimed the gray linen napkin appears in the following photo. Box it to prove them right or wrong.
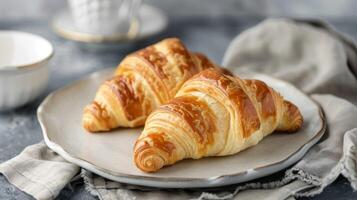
[0,142,79,200]
[1,18,357,200]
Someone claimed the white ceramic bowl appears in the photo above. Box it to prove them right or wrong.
[0,31,53,111]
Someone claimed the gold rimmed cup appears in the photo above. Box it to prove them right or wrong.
[52,17,140,44]
[55,0,142,44]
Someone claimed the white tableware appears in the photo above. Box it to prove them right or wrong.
[0,31,53,111]
[67,0,142,35]
[52,4,168,44]
[38,68,325,188]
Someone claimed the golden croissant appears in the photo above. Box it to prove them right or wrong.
[83,38,223,132]
[134,68,303,172]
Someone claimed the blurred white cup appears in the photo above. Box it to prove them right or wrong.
[67,0,141,35]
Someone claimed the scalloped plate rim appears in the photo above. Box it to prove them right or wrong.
[38,68,326,188]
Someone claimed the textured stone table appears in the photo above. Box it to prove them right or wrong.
[1,2,357,199]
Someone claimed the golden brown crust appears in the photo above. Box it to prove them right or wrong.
[134,68,303,172]
[160,96,216,147]
[83,101,111,132]
[136,46,169,80]
[277,101,304,132]
[105,76,144,121]
[244,80,277,119]
[134,135,172,172]
[83,38,224,132]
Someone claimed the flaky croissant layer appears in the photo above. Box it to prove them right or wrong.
[134,68,303,172]
[83,38,218,132]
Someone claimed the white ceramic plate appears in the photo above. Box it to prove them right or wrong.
[38,68,325,188]
[52,5,168,43]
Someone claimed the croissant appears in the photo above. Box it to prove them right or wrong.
[83,38,220,132]
[134,68,303,172]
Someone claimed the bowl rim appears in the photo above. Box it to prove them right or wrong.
[0,30,54,73]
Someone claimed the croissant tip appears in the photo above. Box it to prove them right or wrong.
[82,121,102,133]
[82,103,111,133]
[134,153,165,173]
[134,141,166,172]
[279,101,304,132]
[285,114,303,133]
[82,115,103,133]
